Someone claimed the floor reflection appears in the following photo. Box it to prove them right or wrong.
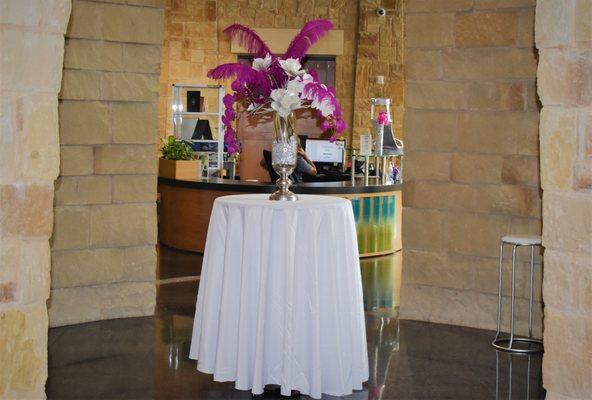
[366,313,399,400]
[496,351,543,400]
[157,245,202,280]
[360,252,402,311]
[47,248,544,399]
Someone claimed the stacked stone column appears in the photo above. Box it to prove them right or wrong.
[352,0,405,146]
[0,1,71,397]
[535,0,592,398]
[50,0,164,327]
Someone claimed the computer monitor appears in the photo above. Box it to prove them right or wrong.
[305,139,344,164]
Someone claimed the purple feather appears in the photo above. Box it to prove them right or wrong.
[307,68,320,82]
[223,24,272,58]
[207,63,259,83]
[284,19,334,60]
[303,81,333,102]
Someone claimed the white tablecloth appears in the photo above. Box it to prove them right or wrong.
[189,194,368,399]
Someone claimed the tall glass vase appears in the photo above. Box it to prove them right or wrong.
[375,124,384,156]
[269,112,298,201]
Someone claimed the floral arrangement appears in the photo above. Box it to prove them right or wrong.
[376,110,389,126]
[207,20,347,154]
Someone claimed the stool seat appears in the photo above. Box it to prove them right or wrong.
[501,235,542,246]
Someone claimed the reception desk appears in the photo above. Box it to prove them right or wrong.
[158,177,402,258]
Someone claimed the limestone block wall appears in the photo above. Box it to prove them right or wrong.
[535,0,592,398]
[159,0,357,142]
[400,0,542,334]
[0,0,71,397]
[49,0,164,327]
[352,0,404,143]
[158,0,404,147]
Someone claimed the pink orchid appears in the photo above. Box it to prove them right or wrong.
[377,110,389,125]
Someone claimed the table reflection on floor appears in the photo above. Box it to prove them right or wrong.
[47,249,544,399]
[360,252,402,312]
[366,313,399,400]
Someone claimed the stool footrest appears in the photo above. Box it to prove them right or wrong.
[491,337,543,354]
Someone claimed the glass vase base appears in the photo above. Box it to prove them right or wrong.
[269,190,298,201]
[270,163,298,201]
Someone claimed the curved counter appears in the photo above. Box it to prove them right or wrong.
[158,177,402,257]
[159,177,402,194]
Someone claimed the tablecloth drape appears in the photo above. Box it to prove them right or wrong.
[189,194,368,399]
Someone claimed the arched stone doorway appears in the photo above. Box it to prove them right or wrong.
[2,1,590,398]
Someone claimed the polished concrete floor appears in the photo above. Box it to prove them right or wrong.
[157,245,203,280]
[47,247,544,399]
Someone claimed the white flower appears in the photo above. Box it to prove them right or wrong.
[311,98,335,117]
[301,73,314,83]
[279,58,305,76]
[320,100,335,117]
[270,88,301,118]
[252,53,272,71]
[286,73,314,95]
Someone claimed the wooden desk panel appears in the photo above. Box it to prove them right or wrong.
[159,184,241,252]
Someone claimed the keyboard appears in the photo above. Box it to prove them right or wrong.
[306,171,350,182]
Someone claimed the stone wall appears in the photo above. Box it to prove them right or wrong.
[0,0,71,397]
[535,0,592,398]
[158,0,404,147]
[49,0,164,327]
[400,0,542,334]
[352,0,404,143]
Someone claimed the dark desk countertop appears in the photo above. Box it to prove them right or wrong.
[158,177,402,195]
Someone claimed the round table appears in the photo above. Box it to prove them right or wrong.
[189,194,369,399]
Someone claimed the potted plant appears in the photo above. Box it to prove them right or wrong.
[159,136,202,180]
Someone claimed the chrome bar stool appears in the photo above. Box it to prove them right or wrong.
[492,235,543,353]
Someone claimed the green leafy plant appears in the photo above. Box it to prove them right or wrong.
[161,136,194,160]
[196,153,208,164]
